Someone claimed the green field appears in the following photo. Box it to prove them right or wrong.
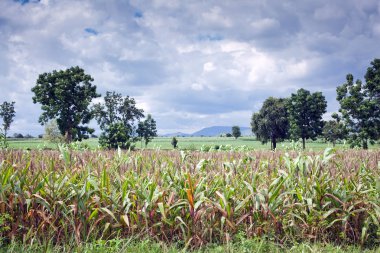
[0,148,379,251]
[7,136,378,151]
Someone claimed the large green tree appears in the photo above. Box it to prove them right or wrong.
[322,113,348,147]
[0,101,16,147]
[93,91,144,149]
[31,66,100,143]
[287,88,327,149]
[336,59,380,149]
[251,97,289,150]
[137,114,157,148]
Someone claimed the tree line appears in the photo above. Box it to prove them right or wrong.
[251,58,380,150]
[29,66,157,149]
[1,59,379,150]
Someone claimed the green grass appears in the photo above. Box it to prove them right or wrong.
[1,238,379,253]
[7,137,377,151]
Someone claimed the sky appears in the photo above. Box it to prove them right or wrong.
[1,0,380,135]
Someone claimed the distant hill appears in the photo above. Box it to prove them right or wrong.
[161,132,191,137]
[161,126,252,137]
[192,126,251,137]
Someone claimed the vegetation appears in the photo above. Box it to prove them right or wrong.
[322,113,348,147]
[43,119,64,145]
[93,91,144,149]
[1,237,378,253]
[137,114,158,148]
[0,101,16,148]
[171,137,178,148]
[336,59,380,149]
[287,88,327,150]
[0,148,379,250]
[231,126,241,139]
[31,66,100,143]
[251,97,289,150]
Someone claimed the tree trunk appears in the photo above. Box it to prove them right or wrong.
[363,140,368,149]
[271,137,277,150]
[302,137,306,150]
[332,140,336,147]
[65,130,72,143]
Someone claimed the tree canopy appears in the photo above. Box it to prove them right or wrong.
[336,59,380,149]
[251,97,288,150]
[322,113,348,146]
[0,101,15,147]
[0,101,16,137]
[31,66,100,143]
[137,114,157,148]
[93,91,144,149]
[287,88,327,149]
[231,126,241,139]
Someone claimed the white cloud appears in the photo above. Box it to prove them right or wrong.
[1,0,380,135]
[250,18,280,34]
[203,62,216,72]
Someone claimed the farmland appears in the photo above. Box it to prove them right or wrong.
[0,147,379,252]
[7,136,379,151]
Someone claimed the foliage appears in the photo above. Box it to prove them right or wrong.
[93,91,144,149]
[43,119,64,144]
[137,114,157,147]
[0,130,6,149]
[2,237,378,253]
[98,123,135,150]
[0,101,15,148]
[287,88,327,149]
[251,97,289,150]
[322,113,348,146]
[231,126,241,139]
[0,149,379,249]
[171,137,178,148]
[31,66,100,143]
[337,59,380,149]
[13,133,24,138]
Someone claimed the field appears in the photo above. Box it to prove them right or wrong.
[7,136,379,151]
[0,147,379,252]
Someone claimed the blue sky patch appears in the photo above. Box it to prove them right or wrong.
[134,11,143,18]
[14,0,40,5]
[198,34,224,41]
[84,28,98,35]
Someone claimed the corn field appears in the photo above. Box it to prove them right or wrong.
[0,148,379,248]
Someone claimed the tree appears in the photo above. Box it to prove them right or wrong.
[137,114,157,148]
[13,133,24,138]
[0,101,16,145]
[31,66,100,143]
[251,97,289,150]
[287,88,327,149]
[93,91,144,149]
[232,126,241,139]
[336,59,380,149]
[322,113,348,146]
[44,119,64,144]
[171,137,178,148]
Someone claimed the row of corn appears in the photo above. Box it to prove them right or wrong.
[0,148,379,248]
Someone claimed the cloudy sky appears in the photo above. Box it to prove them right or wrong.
[1,0,380,135]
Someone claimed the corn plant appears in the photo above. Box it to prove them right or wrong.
[0,148,379,249]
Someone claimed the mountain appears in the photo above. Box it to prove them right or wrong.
[192,126,251,136]
[161,126,252,137]
[161,132,191,137]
